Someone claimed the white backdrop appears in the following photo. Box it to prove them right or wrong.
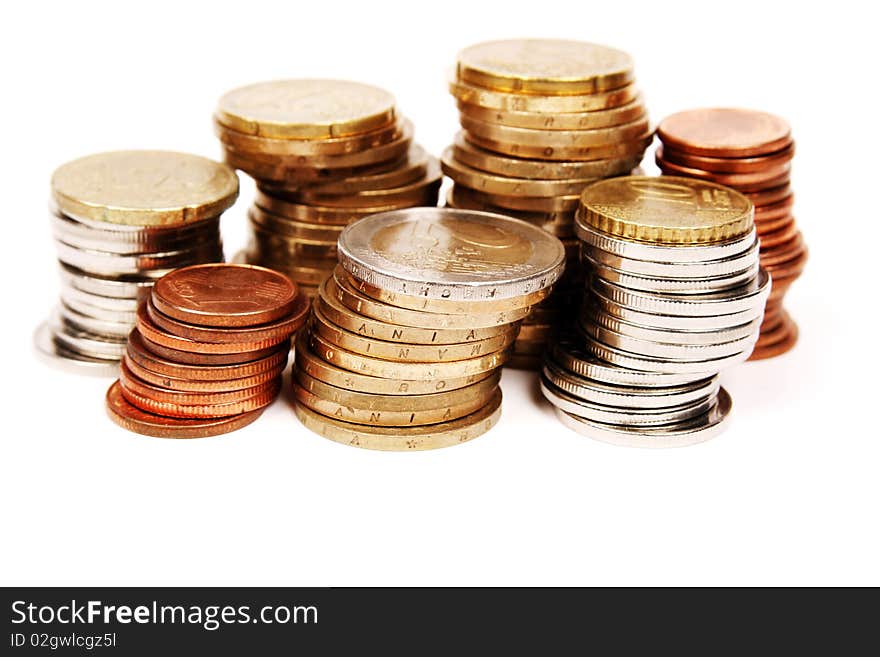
[2,0,876,586]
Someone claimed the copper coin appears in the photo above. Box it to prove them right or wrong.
[119,361,279,405]
[658,142,794,173]
[119,376,281,418]
[745,184,792,207]
[656,150,791,190]
[763,246,808,281]
[758,220,800,249]
[138,329,288,366]
[657,108,793,158]
[106,381,264,438]
[126,329,288,380]
[152,263,301,327]
[122,353,285,392]
[145,296,308,344]
[756,213,794,237]
[760,232,805,265]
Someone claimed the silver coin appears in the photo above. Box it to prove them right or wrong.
[591,268,770,317]
[581,238,760,279]
[337,207,566,302]
[583,305,761,345]
[59,264,153,299]
[541,377,716,427]
[542,360,719,409]
[584,322,757,361]
[49,310,127,359]
[33,322,120,377]
[553,387,732,448]
[574,220,757,263]
[59,303,133,339]
[584,256,760,294]
[54,240,223,276]
[548,338,709,387]
[584,333,752,374]
[59,283,141,313]
[60,289,139,323]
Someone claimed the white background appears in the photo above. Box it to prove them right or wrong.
[1,0,877,586]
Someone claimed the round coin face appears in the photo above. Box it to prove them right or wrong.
[216,79,396,140]
[151,263,302,327]
[657,108,792,158]
[456,39,633,95]
[337,207,566,301]
[51,151,239,227]
[578,176,753,244]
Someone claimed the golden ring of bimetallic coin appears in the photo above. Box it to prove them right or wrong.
[463,131,652,161]
[455,39,634,96]
[450,133,639,180]
[293,389,502,451]
[216,79,397,140]
[456,96,646,131]
[449,77,639,113]
[327,273,530,330]
[577,175,755,245]
[51,151,239,227]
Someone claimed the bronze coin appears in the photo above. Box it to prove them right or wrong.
[754,194,794,220]
[756,213,794,237]
[656,150,791,191]
[123,352,285,392]
[657,108,793,158]
[658,142,794,173]
[126,329,289,380]
[152,263,301,327]
[145,296,308,344]
[745,184,792,207]
[106,381,265,438]
[138,329,288,366]
[763,245,808,280]
[758,220,800,249]
[119,376,281,418]
[760,232,805,265]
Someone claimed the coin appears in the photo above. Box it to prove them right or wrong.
[460,114,650,149]
[337,207,566,302]
[105,382,264,438]
[659,142,795,174]
[655,152,791,191]
[457,97,646,131]
[51,151,239,227]
[464,130,652,161]
[119,375,280,418]
[216,79,397,140]
[123,353,284,392]
[449,77,639,113]
[657,108,792,158]
[578,176,754,244]
[137,330,287,366]
[293,388,502,451]
[33,321,120,377]
[120,361,278,406]
[151,263,301,327]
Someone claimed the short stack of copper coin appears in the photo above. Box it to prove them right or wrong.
[213,79,441,297]
[291,207,565,451]
[656,108,807,359]
[106,264,309,438]
[442,39,652,367]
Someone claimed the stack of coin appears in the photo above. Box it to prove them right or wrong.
[443,39,652,367]
[542,176,770,448]
[291,207,565,451]
[655,108,807,359]
[106,264,309,438]
[34,151,236,376]
[214,79,441,296]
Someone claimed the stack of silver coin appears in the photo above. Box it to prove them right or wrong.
[541,176,771,447]
[34,151,237,376]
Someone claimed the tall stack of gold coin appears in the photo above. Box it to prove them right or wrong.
[35,151,236,376]
[291,207,565,451]
[442,39,652,368]
[214,79,441,297]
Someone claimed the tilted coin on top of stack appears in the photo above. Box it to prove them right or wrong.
[106,264,309,438]
[34,151,236,376]
[541,176,770,448]
[214,79,441,296]
[291,207,566,451]
[655,108,806,359]
[442,39,652,368]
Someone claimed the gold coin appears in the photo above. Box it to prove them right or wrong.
[309,331,509,381]
[344,270,550,315]
[293,388,502,451]
[51,151,239,227]
[256,259,334,287]
[216,79,396,140]
[460,114,650,149]
[449,77,638,113]
[446,187,575,236]
[294,332,493,394]
[311,303,517,361]
[249,229,338,258]
[254,190,416,225]
[515,323,554,342]
[214,118,404,156]
[457,97,646,131]
[447,186,580,213]
[316,278,512,344]
[292,373,499,426]
[463,130,651,161]
[456,39,633,96]
[224,150,404,186]
[249,207,346,242]
[451,133,639,181]
[442,147,597,197]
[577,175,754,244]
[328,272,531,329]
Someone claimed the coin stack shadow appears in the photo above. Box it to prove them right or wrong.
[442,39,652,368]
[541,176,770,447]
[106,264,309,438]
[213,79,441,297]
[35,151,235,376]
[290,207,565,451]
[655,108,807,359]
